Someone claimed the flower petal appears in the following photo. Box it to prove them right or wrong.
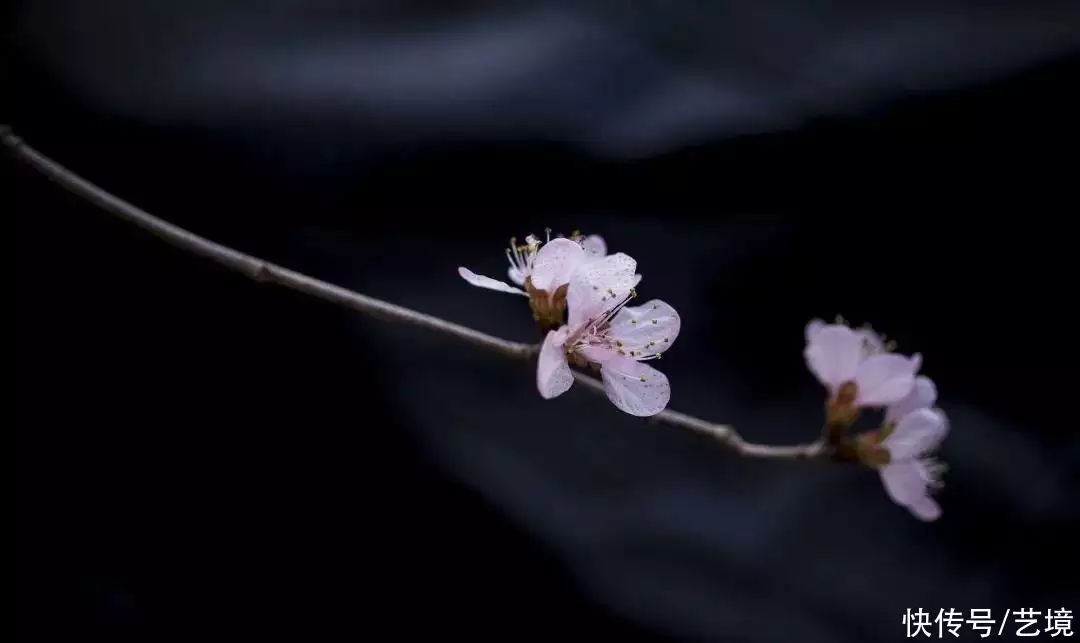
[600,356,670,416]
[853,353,921,406]
[805,318,826,344]
[884,407,949,461]
[507,266,526,287]
[529,237,586,292]
[907,496,942,522]
[879,461,927,507]
[566,252,639,329]
[880,462,942,520]
[581,234,607,258]
[566,279,606,331]
[607,299,681,359]
[537,327,574,399]
[885,375,938,423]
[458,267,527,296]
[803,324,864,390]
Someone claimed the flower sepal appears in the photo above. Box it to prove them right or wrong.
[525,277,570,334]
[824,381,860,440]
[852,430,892,467]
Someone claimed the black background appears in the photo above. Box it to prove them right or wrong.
[12,2,1079,641]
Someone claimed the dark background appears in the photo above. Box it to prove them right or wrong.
[11,2,1079,641]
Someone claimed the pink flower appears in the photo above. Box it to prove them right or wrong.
[537,253,680,416]
[877,381,949,521]
[804,319,922,412]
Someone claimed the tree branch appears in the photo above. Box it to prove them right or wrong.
[4,125,825,460]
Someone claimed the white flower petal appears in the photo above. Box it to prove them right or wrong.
[566,252,638,329]
[600,356,670,416]
[805,318,827,344]
[853,353,920,406]
[529,238,586,292]
[458,267,527,296]
[880,460,928,507]
[880,461,944,521]
[607,299,681,358]
[803,324,864,390]
[884,407,949,461]
[885,375,938,423]
[537,328,574,399]
[907,496,942,522]
[581,234,607,258]
[507,266,526,287]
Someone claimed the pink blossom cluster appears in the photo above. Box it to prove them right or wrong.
[460,232,949,520]
[805,319,950,520]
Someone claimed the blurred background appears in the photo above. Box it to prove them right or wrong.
[11,1,1079,641]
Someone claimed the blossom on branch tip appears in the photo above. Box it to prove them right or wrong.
[850,372,950,521]
[804,318,921,427]
[537,253,680,416]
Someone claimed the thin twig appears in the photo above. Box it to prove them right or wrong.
[570,374,824,458]
[5,125,824,460]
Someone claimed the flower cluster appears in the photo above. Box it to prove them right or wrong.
[805,319,950,521]
[459,230,677,417]
[460,232,952,522]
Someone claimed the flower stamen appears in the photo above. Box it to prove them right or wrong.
[566,287,637,349]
